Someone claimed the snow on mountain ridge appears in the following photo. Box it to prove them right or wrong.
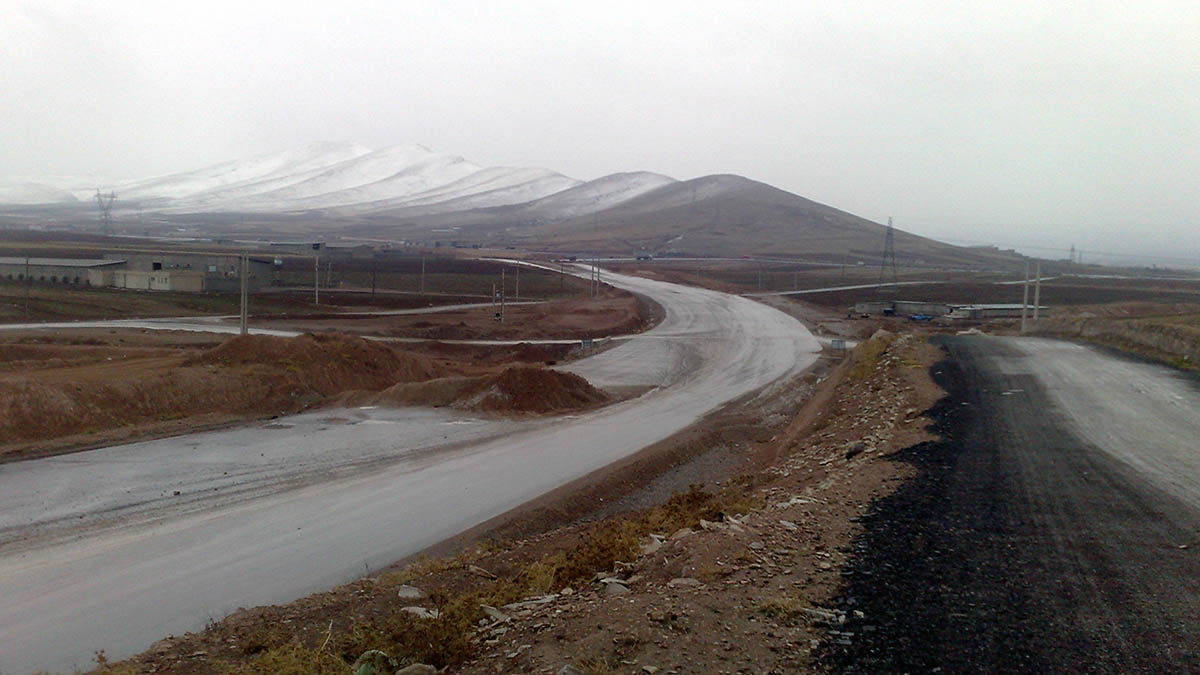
[0,142,685,222]
[0,182,80,204]
[115,141,373,200]
[243,146,476,206]
[517,171,677,219]
[333,165,581,215]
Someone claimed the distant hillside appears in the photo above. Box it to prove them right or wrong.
[0,142,1023,269]
[489,175,1011,267]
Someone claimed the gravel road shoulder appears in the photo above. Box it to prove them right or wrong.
[825,335,1200,673]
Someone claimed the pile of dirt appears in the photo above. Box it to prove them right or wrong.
[456,365,609,413]
[0,333,453,453]
[341,366,610,415]
[185,333,444,393]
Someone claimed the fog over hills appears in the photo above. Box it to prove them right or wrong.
[0,142,1020,264]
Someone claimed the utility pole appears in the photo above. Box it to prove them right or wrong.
[1020,261,1030,334]
[499,268,506,323]
[514,265,519,300]
[1033,261,1042,325]
[879,216,898,290]
[326,260,332,290]
[559,261,565,292]
[23,256,30,317]
[314,255,320,305]
[94,190,116,236]
[420,256,426,293]
[239,254,249,336]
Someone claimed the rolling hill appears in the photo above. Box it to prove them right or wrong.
[0,142,1019,267]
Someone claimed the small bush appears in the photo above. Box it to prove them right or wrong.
[217,642,349,674]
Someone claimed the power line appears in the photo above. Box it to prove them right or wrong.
[878,216,898,290]
[94,190,116,235]
[931,235,1200,264]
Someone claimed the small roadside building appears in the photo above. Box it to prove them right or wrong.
[0,257,125,286]
[104,253,274,291]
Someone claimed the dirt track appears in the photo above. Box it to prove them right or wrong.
[828,336,1200,672]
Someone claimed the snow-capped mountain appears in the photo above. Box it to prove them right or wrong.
[0,142,684,224]
[115,141,374,201]
[0,182,80,204]
[513,171,677,220]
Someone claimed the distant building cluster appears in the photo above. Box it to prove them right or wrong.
[0,254,274,292]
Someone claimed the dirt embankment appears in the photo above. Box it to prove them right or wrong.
[0,333,449,458]
[338,365,609,415]
[1033,303,1200,371]
[0,332,611,461]
[110,331,947,674]
[256,290,656,341]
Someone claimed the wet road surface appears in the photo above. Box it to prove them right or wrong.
[0,271,818,673]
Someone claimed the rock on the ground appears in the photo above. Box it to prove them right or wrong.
[602,580,630,596]
[395,665,437,675]
[396,585,424,600]
[401,606,439,620]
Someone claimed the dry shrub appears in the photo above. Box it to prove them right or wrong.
[333,593,479,668]
[848,330,897,380]
[217,642,349,674]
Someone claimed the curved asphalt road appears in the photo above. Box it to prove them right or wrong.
[0,270,818,673]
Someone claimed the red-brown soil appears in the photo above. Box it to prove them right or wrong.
[340,366,610,415]
[0,333,458,460]
[256,291,654,341]
[108,331,947,674]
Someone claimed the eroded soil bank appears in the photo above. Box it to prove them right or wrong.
[107,330,947,674]
[0,331,609,462]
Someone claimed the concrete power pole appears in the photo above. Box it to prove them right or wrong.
[499,268,506,323]
[23,257,30,317]
[1020,261,1030,334]
[1033,262,1043,325]
[314,255,320,305]
[514,265,519,300]
[239,255,249,336]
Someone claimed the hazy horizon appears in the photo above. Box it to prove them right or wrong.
[3,1,1197,263]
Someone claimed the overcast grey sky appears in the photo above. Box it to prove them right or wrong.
[3,0,1197,261]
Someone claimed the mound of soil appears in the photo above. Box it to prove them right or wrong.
[341,366,610,415]
[186,332,444,393]
[0,333,453,451]
[460,366,609,413]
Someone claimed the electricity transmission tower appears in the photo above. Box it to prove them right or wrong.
[94,190,117,235]
[878,216,898,290]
